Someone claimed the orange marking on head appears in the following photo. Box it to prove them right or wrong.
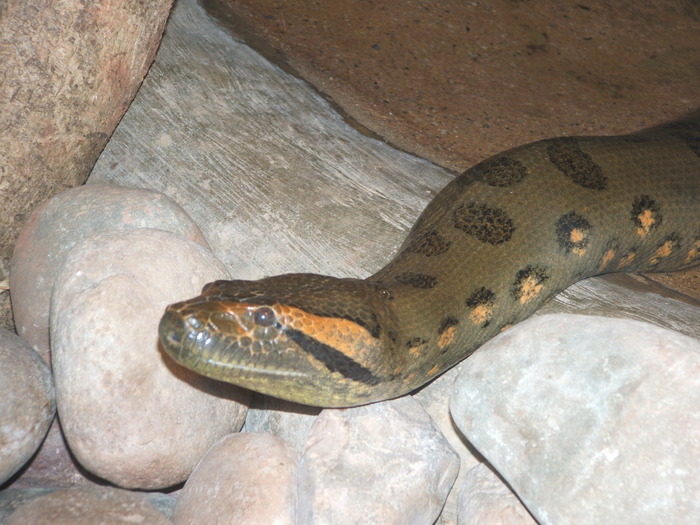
[636,209,655,237]
[469,304,493,326]
[518,276,544,304]
[282,306,376,361]
[616,252,636,270]
[437,325,457,349]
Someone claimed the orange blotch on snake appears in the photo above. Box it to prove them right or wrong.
[598,248,616,272]
[685,239,700,264]
[616,252,636,270]
[518,276,544,304]
[650,238,675,265]
[437,325,457,349]
[636,209,655,237]
[427,364,441,376]
[469,304,493,327]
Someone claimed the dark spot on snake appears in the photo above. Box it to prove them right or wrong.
[438,316,459,334]
[466,287,496,327]
[253,307,276,327]
[555,212,591,254]
[395,272,439,289]
[406,336,428,349]
[405,230,451,257]
[466,287,495,307]
[453,202,515,245]
[458,155,529,187]
[286,328,382,386]
[547,137,607,190]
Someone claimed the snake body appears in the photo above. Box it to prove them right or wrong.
[160,113,700,407]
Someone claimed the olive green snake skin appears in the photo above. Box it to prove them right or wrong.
[159,112,700,407]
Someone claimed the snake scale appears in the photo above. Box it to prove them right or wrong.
[159,112,700,407]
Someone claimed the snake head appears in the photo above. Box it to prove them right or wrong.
[158,274,401,407]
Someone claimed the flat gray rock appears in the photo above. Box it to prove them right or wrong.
[450,313,700,524]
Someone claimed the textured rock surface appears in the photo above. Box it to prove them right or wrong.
[0,329,55,485]
[205,0,700,172]
[51,228,249,489]
[297,397,460,524]
[4,419,97,490]
[450,314,700,524]
[173,433,299,525]
[457,464,536,525]
[241,396,321,452]
[10,183,207,362]
[4,486,172,525]
[0,0,173,331]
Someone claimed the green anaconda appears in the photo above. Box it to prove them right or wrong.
[159,112,700,407]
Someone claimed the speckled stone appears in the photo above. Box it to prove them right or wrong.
[0,0,172,334]
[204,0,699,172]
[0,328,55,486]
[4,486,172,525]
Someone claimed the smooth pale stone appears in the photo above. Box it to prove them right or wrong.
[173,432,299,525]
[413,366,482,525]
[10,183,208,362]
[4,486,171,525]
[450,313,700,524]
[51,228,249,489]
[0,328,55,485]
[457,464,536,525]
[297,397,459,525]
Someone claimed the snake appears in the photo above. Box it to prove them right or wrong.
[159,112,700,407]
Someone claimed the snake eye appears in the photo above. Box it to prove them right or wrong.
[253,307,276,327]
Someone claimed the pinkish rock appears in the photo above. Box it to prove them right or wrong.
[0,329,55,485]
[173,433,299,524]
[1,0,173,312]
[4,486,171,524]
[51,228,249,489]
[297,397,459,524]
[10,183,207,362]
